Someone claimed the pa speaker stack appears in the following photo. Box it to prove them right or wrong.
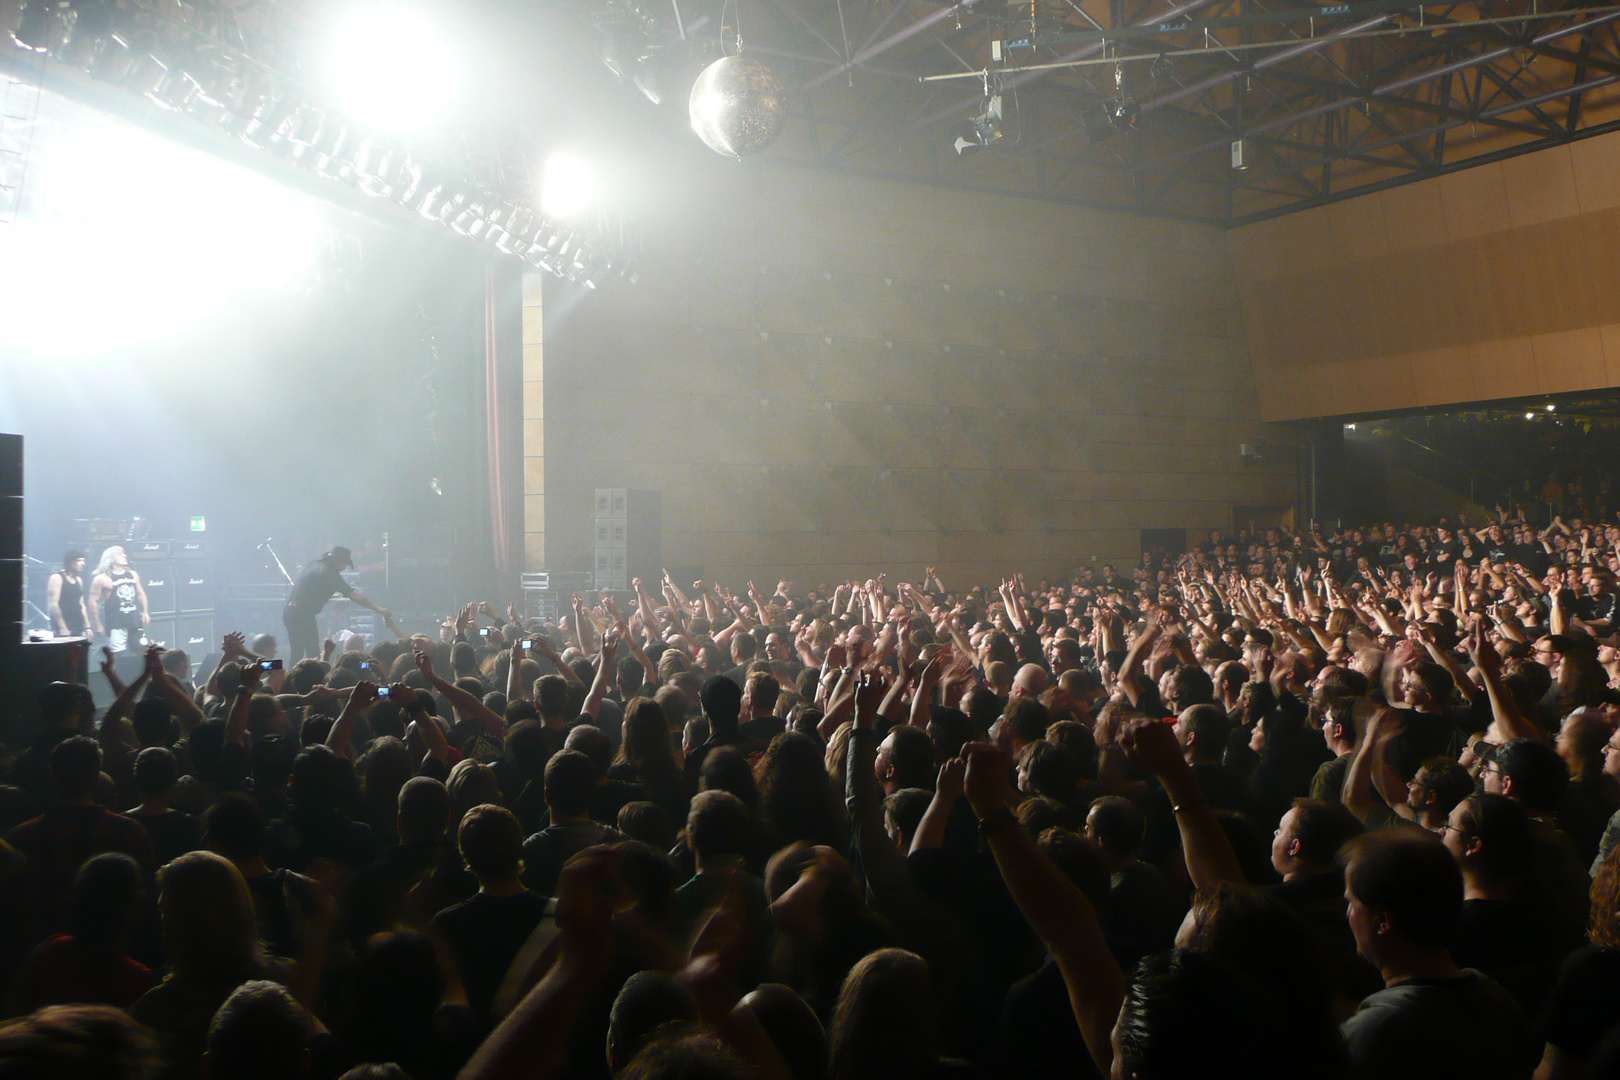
[593,489,661,592]
[0,434,20,654]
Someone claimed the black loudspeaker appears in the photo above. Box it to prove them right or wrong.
[0,433,20,498]
[3,638,89,741]
[176,563,213,613]
[140,563,177,617]
[176,612,215,654]
[0,496,19,562]
[87,649,148,710]
[192,651,223,687]
[145,616,177,651]
[0,557,21,632]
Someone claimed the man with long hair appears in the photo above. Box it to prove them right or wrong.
[89,546,148,653]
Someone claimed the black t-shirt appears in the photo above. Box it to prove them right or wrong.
[286,562,354,612]
[245,868,320,959]
[1539,946,1620,1056]
[129,809,201,868]
[432,890,550,1026]
[1453,898,1565,1015]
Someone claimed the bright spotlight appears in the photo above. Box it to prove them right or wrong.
[1525,411,1536,420]
[327,6,454,131]
[0,91,321,358]
[542,153,595,220]
[1546,403,1557,412]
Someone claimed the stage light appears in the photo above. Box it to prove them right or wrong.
[326,6,454,132]
[542,152,595,219]
[0,98,320,357]
[1546,403,1557,412]
[1525,411,1536,420]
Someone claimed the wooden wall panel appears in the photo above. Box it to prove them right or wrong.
[530,157,1293,585]
[1231,128,1620,420]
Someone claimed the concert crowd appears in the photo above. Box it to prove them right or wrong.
[8,506,1620,1080]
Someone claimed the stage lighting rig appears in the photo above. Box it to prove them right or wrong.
[4,0,640,287]
[592,0,686,107]
[952,75,1003,154]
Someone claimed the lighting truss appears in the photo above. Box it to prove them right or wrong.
[1,0,638,285]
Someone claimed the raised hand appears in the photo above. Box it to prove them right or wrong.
[962,742,1017,817]
[221,631,246,659]
[936,756,966,803]
[853,670,888,726]
[414,648,435,678]
[1117,716,1184,777]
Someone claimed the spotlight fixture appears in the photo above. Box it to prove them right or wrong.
[541,152,595,220]
[325,6,454,133]
[1105,96,1139,132]
[1525,411,1536,420]
[6,0,639,286]
[1546,403,1557,412]
[1105,62,1138,132]
[953,90,1003,154]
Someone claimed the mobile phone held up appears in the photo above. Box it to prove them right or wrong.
[258,659,283,671]
[375,686,392,699]
[479,627,493,638]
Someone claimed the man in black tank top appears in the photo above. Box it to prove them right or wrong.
[90,545,149,652]
[46,549,90,639]
[282,546,393,660]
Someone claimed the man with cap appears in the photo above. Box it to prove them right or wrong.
[282,546,392,661]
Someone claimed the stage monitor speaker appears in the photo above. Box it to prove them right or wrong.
[193,651,223,687]
[88,649,148,710]
[141,563,177,617]
[0,433,19,499]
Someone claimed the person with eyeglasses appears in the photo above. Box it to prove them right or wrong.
[1442,792,1571,1016]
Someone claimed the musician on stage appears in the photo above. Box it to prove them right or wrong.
[46,549,91,640]
[89,545,149,652]
[282,546,392,660]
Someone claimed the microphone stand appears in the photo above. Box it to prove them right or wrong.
[260,539,295,588]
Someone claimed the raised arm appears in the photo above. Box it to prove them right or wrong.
[325,680,379,759]
[1462,623,1542,745]
[965,742,1124,1076]
[1117,717,1245,889]
[1342,708,1401,824]
[418,649,505,737]
[581,630,619,721]
[507,638,530,703]
[103,646,153,725]
[531,635,584,689]
[909,756,964,853]
[224,662,261,749]
[1116,613,1162,710]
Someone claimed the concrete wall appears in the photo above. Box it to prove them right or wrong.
[529,159,1293,586]
[1230,129,1620,421]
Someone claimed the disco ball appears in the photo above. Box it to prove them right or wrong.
[688,55,785,158]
